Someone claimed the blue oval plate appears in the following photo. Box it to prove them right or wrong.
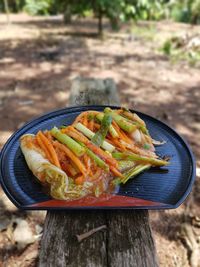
[0,105,196,210]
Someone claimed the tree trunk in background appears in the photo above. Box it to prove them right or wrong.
[98,8,103,36]
[3,0,10,24]
[63,5,72,24]
[110,16,120,31]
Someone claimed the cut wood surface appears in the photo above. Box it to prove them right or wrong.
[38,77,158,267]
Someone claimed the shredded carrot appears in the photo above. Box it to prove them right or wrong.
[112,121,121,135]
[119,130,133,144]
[111,120,134,145]
[91,168,102,181]
[61,160,75,176]
[86,142,119,168]
[68,161,79,176]
[83,154,90,170]
[73,111,100,125]
[64,126,89,143]
[75,175,84,185]
[94,123,100,131]
[46,131,53,142]
[82,114,88,127]
[36,133,52,162]
[109,138,126,152]
[38,131,61,168]
[88,119,94,131]
[115,109,123,114]
[72,112,87,124]
[109,166,123,178]
[53,141,86,175]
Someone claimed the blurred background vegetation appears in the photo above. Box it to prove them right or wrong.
[1,0,200,33]
[2,0,200,65]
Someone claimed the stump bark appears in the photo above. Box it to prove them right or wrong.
[38,77,159,267]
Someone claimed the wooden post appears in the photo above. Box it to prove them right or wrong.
[38,77,159,267]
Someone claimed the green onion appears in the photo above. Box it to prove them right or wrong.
[60,125,67,129]
[74,122,115,152]
[77,141,109,171]
[50,127,85,157]
[122,164,151,184]
[118,160,136,172]
[92,113,112,146]
[112,152,169,166]
[86,148,109,171]
[143,143,151,150]
[104,107,137,133]
[96,113,118,138]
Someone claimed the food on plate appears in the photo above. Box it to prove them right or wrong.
[20,107,169,200]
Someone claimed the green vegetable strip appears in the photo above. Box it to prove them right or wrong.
[121,109,145,126]
[92,114,112,146]
[50,127,85,157]
[118,160,135,172]
[74,122,115,152]
[75,122,94,139]
[77,142,109,171]
[116,110,149,135]
[104,107,137,133]
[122,164,151,184]
[112,152,169,166]
[96,113,118,138]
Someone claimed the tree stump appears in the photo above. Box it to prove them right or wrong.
[38,77,159,267]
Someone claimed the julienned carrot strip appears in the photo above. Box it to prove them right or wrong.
[91,168,102,180]
[75,175,84,185]
[119,129,132,144]
[88,119,94,131]
[73,112,87,124]
[94,123,100,130]
[68,161,79,176]
[83,154,90,170]
[53,141,86,175]
[73,111,100,125]
[65,127,89,143]
[111,121,130,144]
[115,109,123,114]
[45,131,53,142]
[36,134,52,162]
[82,114,88,127]
[109,138,126,152]
[109,166,123,178]
[112,121,121,135]
[38,131,61,168]
[86,142,118,168]
[61,160,74,176]
[111,121,134,145]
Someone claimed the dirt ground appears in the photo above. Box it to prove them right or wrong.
[0,14,200,267]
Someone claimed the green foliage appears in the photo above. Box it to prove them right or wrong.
[1,0,200,25]
[23,0,53,15]
[161,35,200,67]
[169,0,200,24]
[162,39,172,55]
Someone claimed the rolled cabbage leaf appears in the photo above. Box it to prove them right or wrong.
[20,134,68,200]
